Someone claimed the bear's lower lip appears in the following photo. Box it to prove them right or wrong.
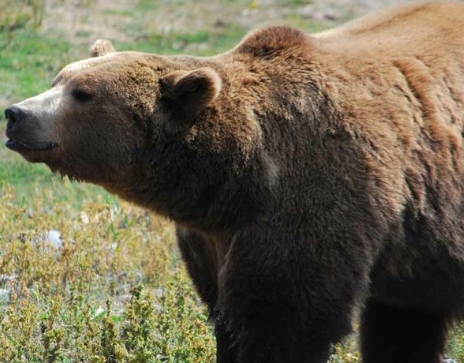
[5,139,56,153]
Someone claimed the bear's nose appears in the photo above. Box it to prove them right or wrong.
[4,105,25,131]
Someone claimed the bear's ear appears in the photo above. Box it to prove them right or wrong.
[160,67,222,129]
[90,39,116,57]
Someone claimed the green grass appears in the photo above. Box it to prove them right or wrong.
[115,25,248,56]
[0,30,72,104]
[0,1,463,362]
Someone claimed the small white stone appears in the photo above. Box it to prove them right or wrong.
[80,212,90,224]
[0,288,10,302]
[47,230,62,249]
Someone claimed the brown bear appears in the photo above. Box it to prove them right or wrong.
[4,2,464,363]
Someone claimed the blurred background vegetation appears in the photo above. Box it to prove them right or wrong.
[0,0,463,362]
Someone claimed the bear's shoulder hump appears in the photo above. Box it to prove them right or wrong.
[234,25,311,59]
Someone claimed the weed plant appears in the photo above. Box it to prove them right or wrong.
[0,185,215,363]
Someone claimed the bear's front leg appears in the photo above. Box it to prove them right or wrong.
[218,285,337,363]
[176,227,239,363]
[217,226,370,363]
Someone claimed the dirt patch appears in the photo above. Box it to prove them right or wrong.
[41,0,135,44]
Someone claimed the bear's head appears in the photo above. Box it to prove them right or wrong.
[5,41,222,181]
[4,39,272,229]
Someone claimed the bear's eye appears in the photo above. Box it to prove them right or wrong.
[71,89,93,103]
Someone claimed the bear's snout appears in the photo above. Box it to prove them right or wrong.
[4,102,57,155]
[5,105,26,132]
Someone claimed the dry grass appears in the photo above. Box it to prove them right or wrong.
[0,185,215,363]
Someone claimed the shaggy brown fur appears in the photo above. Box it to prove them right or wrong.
[5,2,464,362]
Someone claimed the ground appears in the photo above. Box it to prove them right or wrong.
[40,0,410,45]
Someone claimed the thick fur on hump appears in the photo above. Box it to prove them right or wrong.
[234,25,310,57]
[5,3,464,363]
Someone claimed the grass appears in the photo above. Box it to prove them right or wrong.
[0,185,216,363]
[0,1,463,362]
[116,26,248,56]
[0,29,72,105]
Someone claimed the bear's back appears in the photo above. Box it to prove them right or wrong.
[314,2,464,60]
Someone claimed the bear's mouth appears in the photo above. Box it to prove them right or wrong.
[5,139,57,153]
